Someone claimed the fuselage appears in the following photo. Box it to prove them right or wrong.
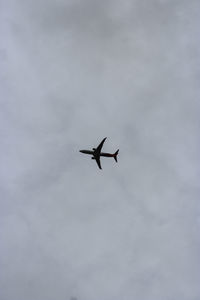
[79,150,113,157]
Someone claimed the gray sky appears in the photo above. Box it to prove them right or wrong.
[1,0,200,299]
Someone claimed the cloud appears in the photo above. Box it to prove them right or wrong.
[1,0,200,300]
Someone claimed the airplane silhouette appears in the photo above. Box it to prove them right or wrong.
[79,137,119,169]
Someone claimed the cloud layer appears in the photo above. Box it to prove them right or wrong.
[1,0,200,299]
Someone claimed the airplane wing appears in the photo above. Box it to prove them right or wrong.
[93,138,106,170]
[95,157,102,169]
[94,137,107,156]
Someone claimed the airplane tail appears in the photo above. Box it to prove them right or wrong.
[113,149,119,162]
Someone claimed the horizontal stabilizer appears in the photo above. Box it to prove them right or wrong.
[114,149,119,162]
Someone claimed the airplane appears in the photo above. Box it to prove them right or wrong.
[79,137,119,170]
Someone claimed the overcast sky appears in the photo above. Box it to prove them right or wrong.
[1,0,200,299]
